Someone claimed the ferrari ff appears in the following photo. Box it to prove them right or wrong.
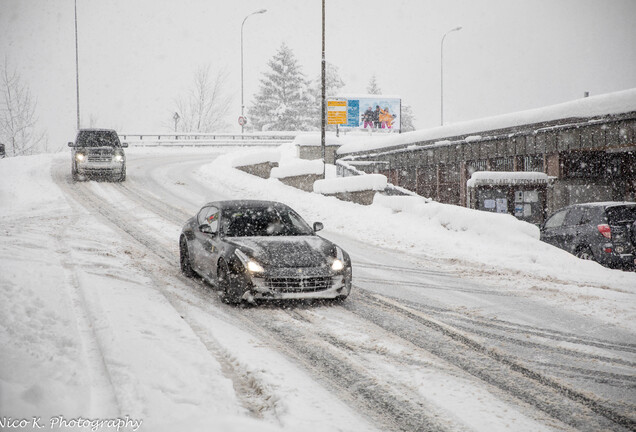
[179,200,352,304]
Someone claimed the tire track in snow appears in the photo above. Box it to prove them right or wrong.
[53,157,635,432]
[52,161,286,423]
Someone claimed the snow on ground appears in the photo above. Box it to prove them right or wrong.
[0,153,377,432]
[196,145,636,330]
[1,147,635,431]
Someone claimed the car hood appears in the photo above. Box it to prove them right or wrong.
[227,236,335,268]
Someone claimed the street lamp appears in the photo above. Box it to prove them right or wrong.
[241,9,267,135]
[441,26,462,126]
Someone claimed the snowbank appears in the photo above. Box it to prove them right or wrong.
[271,159,324,178]
[231,149,280,167]
[314,174,387,194]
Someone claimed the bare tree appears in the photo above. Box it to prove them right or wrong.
[0,61,46,156]
[174,65,232,133]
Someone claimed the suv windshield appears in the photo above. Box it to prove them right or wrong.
[222,206,313,237]
[606,206,636,224]
[76,131,121,147]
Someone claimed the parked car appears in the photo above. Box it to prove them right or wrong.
[68,129,127,181]
[540,202,636,269]
[179,200,352,304]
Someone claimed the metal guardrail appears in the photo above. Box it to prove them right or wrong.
[118,133,297,147]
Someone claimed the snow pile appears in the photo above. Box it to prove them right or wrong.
[467,171,550,187]
[314,174,387,194]
[374,194,539,238]
[0,154,66,216]
[231,149,280,167]
[338,88,636,155]
[271,159,324,178]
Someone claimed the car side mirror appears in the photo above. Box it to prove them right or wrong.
[313,222,324,232]
[199,224,216,235]
[68,142,75,147]
[121,142,129,148]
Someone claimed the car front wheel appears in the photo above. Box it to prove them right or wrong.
[179,237,195,277]
[218,260,247,305]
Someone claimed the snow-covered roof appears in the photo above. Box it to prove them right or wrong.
[467,171,550,187]
[338,88,636,155]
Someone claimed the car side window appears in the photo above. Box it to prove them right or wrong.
[197,206,219,233]
[563,208,584,226]
[544,210,567,229]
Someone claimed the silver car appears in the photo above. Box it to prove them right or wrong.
[68,129,127,181]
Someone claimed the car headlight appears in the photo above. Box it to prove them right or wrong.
[331,259,344,271]
[75,153,85,162]
[246,260,265,273]
[114,154,124,162]
[235,249,265,273]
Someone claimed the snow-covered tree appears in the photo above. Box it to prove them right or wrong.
[400,104,416,132]
[174,65,232,133]
[248,43,314,131]
[309,62,346,129]
[0,61,46,156]
[366,75,382,95]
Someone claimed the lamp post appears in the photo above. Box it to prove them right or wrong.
[241,9,267,135]
[441,26,462,126]
[74,0,80,130]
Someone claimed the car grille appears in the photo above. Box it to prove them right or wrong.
[264,276,332,293]
[87,154,112,162]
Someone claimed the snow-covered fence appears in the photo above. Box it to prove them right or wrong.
[119,133,296,147]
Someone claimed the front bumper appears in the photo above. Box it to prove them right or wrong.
[247,267,352,300]
[77,161,124,176]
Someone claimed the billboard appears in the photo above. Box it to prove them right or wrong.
[340,96,401,131]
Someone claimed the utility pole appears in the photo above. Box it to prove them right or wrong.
[74,0,81,130]
[321,0,326,178]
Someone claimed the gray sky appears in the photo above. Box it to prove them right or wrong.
[2,0,636,151]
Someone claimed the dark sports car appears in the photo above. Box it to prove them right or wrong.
[179,200,352,304]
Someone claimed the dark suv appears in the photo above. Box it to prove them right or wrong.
[540,202,636,269]
[68,129,127,181]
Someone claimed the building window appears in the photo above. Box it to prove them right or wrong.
[523,155,543,172]
[491,157,514,171]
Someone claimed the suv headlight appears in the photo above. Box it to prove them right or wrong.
[75,153,85,162]
[114,153,124,162]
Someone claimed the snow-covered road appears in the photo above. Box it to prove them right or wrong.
[1,148,635,432]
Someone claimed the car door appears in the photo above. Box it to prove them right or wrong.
[541,209,568,248]
[191,206,221,279]
[559,207,586,253]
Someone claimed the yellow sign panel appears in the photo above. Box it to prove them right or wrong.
[327,99,347,125]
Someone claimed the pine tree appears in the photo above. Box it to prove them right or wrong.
[366,75,382,95]
[248,43,313,131]
[309,62,346,129]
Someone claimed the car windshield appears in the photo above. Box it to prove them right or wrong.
[222,206,313,237]
[606,206,636,224]
[76,131,121,147]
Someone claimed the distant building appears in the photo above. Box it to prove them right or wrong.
[336,89,636,215]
